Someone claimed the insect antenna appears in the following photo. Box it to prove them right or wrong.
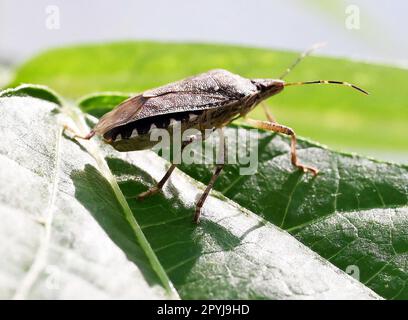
[284,80,369,95]
[279,42,326,80]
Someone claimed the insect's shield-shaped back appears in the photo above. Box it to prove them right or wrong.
[150,124,259,175]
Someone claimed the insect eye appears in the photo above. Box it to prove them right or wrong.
[252,79,268,90]
[252,79,283,91]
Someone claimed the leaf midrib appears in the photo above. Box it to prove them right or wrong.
[62,105,178,299]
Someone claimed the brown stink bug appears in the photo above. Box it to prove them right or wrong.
[71,46,368,223]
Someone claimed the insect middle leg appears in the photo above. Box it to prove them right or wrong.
[194,163,224,223]
[245,119,319,175]
[194,127,226,223]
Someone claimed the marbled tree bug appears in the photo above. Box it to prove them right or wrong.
[69,45,368,223]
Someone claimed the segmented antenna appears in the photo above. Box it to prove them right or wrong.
[284,80,369,95]
[279,42,326,80]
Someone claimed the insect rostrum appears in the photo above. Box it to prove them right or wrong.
[74,67,367,223]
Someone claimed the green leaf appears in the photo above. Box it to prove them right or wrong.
[78,92,130,118]
[0,84,62,106]
[0,86,379,299]
[178,126,408,300]
[0,90,175,299]
[8,41,408,152]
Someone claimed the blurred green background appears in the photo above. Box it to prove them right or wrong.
[4,41,408,162]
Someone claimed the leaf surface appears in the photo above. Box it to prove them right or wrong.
[179,126,408,299]
[0,87,380,299]
[0,91,175,299]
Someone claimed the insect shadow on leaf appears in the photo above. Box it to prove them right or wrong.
[71,164,164,287]
[72,160,248,292]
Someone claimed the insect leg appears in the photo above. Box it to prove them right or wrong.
[261,102,276,123]
[63,125,95,140]
[245,119,319,175]
[137,163,177,200]
[194,128,226,223]
[137,133,205,200]
[194,164,224,223]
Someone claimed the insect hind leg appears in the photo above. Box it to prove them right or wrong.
[137,163,177,200]
[135,133,204,201]
[63,125,95,140]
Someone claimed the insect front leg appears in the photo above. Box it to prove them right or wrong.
[245,119,319,175]
[261,102,276,123]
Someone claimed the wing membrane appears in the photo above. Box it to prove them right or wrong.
[93,69,257,135]
[93,94,146,134]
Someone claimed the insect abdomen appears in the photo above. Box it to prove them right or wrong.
[105,111,202,152]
